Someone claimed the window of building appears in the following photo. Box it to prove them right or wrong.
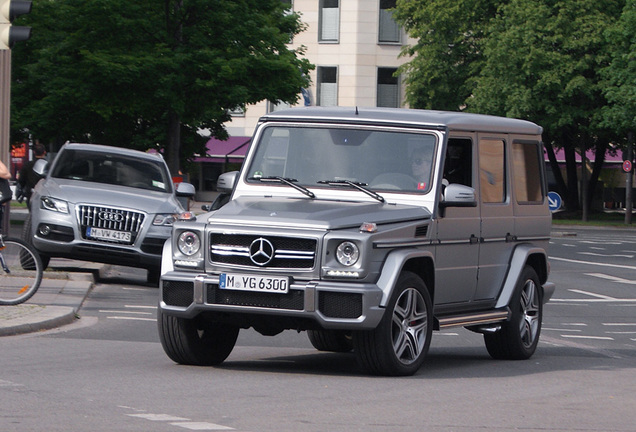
[479,139,506,203]
[379,0,401,43]
[512,141,544,203]
[317,67,338,106]
[319,0,339,42]
[377,67,399,107]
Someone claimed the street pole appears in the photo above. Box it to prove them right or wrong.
[1,49,10,230]
[626,132,634,225]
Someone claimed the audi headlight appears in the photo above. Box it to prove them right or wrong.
[177,231,201,256]
[153,213,178,226]
[336,241,359,266]
[40,197,69,214]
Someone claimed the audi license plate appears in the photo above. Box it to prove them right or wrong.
[219,273,289,294]
[86,227,132,242]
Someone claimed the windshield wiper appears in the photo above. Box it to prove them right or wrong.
[317,179,385,203]
[252,176,315,199]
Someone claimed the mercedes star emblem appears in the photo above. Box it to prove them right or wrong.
[249,238,275,266]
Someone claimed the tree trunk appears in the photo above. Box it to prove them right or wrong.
[166,109,181,176]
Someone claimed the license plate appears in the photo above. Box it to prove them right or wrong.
[86,227,132,242]
[219,273,289,294]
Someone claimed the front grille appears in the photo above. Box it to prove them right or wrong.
[77,205,145,245]
[210,234,317,269]
[319,292,362,319]
[163,281,194,307]
[206,284,304,310]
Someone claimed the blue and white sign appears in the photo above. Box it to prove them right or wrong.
[548,191,562,212]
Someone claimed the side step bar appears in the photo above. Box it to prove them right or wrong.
[435,308,510,330]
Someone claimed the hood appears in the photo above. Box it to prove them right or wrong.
[208,196,431,230]
[35,178,183,214]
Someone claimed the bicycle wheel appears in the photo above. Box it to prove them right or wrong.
[0,237,44,305]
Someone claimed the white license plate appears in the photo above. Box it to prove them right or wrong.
[219,273,289,294]
[86,227,132,242]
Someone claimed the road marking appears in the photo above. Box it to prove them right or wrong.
[586,273,636,285]
[561,334,614,341]
[99,310,153,315]
[569,288,615,299]
[122,407,237,431]
[602,323,636,326]
[107,316,156,321]
[579,252,634,258]
[550,256,636,270]
[543,328,582,332]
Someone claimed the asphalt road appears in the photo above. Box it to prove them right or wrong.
[1,227,635,432]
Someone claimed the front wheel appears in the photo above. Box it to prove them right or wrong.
[307,330,353,352]
[353,271,433,376]
[157,308,239,366]
[0,237,44,305]
[484,266,543,360]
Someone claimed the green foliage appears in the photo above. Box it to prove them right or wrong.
[601,0,636,134]
[11,0,313,173]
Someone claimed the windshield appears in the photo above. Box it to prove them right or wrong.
[246,125,438,193]
[51,149,172,193]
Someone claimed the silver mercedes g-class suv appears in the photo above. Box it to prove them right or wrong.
[158,107,555,376]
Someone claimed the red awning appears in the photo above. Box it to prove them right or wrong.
[194,136,251,163]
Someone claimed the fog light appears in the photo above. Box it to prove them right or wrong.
[38,225,51,236]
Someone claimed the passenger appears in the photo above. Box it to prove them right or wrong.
[410,148,433,190]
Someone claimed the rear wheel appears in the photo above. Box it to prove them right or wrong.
[484,266,543,360]
[353,271,433,376]
[307,330,353,352]
[0,238,43,305]
[157,308,239,366]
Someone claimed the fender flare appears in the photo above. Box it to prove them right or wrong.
[160,238,174,276]
[375,249,435,307]
[495,245,551,309]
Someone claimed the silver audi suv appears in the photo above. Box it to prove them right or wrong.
[24,143,194,283]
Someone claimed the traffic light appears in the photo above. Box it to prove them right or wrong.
[1,0,32,50]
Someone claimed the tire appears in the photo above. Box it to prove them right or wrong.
[484,266,543,360]
[21,215,50,269]
[0,237,44,305]
[353,271,433,376]
[307,330,353,353]
[157,308,239,366]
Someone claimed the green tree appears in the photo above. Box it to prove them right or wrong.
[393,0,501,110]
[602,0,636,136]
[469,0,624,215]
[11,0,312,175]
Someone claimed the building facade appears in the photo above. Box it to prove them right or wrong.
[225,0,414,136]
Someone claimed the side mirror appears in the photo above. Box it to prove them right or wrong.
[175,182,196,197]
[216,171,238,194]
[33,159,48,177]
[440,183,477,208]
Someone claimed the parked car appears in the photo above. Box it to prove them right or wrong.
[158,107,555,375]
[23,143,195,284]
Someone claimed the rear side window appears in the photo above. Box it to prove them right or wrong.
[479,139,506,203]
[512,141,544,203]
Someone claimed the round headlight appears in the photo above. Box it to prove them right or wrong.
[177,231,200,256]
[336,241,359,266]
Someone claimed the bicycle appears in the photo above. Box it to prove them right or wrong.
[0,203,44,305]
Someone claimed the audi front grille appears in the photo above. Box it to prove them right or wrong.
[77,205,145,245]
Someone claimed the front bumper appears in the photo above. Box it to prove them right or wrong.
[159,270,386,330]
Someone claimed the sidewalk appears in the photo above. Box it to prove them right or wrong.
[0,259,106,337]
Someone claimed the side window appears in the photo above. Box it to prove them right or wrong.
[317,66,338,106]
[377,67,400,107]
[379,0,401,43]
[319,0,339,42]
[444,138,472,187]
[512,141,544,203]
[479,139,506,203]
